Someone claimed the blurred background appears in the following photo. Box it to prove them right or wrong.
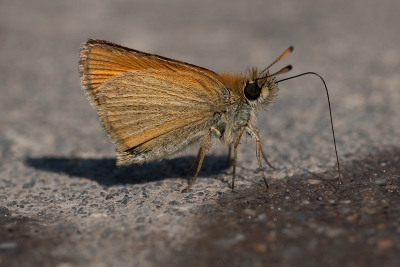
[0,0,399,266]
[1,0,399,165]
[1,0,399,169]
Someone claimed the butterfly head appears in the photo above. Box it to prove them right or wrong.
[242,68,279,110]
[242,46,293,109]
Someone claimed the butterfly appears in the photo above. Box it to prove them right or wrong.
[79,39,294,192]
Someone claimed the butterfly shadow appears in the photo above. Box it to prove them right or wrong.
[25,154,230,187]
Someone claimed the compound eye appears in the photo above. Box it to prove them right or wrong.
[244,83,261,100]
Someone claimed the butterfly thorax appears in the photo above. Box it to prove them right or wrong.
[216,100,257,145]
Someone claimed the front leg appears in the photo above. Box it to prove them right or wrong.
[231,124,248,190]
[245,127,269,190]
[255,129,276,170]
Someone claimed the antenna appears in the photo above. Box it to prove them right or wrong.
[256,65,292,83]
[260,46,294,75]
[277,72,341,190]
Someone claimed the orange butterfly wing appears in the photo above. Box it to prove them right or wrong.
[79,39,231,165]
[79,39,223,107]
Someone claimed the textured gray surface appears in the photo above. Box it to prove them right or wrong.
[0,0,399,266]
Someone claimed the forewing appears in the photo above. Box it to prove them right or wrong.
[96,69,229,164]
[79,39,221,107]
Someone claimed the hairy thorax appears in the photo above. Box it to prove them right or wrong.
[217,99,256,145]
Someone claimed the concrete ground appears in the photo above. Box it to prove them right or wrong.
[1,0,399,266]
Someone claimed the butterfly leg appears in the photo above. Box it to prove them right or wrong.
[181,128,214,193]
[247,128,269,190]
[231,125,247,190]
[226,145,232,166]
[181,148,201,176]
[255,129,276,170]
